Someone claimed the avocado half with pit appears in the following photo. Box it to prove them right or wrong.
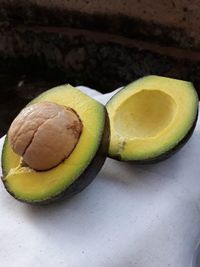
[106,75,198,162]
[1,85,109,204]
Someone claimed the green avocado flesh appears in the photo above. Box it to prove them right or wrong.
[106,75,198,162]
[2,85,108,203]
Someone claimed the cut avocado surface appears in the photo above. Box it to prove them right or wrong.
[1,85,109,204]
[106,75,198,162]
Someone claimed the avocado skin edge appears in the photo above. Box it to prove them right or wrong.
[110,110,198,164]
[1,108,110,205]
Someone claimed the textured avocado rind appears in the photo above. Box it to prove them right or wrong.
[1,136,8,178]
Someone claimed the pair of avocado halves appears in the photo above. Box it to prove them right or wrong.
[1,75,199,204]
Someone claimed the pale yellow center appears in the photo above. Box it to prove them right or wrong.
[114,90,177,139]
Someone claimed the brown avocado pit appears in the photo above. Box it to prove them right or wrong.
[8,102,83,171]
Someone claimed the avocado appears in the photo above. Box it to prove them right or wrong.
[106,75,198,162]
[1,84,109,204]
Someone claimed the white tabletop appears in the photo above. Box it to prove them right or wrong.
[0,87,200,267]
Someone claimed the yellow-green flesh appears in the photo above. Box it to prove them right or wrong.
[107,75,198,160]
[2,85,105,202]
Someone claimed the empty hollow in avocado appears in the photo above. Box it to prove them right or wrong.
[106,75,198,162]
[1,85,109,204]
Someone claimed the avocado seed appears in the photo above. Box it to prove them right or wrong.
[8,102,83,171]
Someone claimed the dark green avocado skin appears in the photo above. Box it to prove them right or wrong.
[110,110,198,164]
[1,136,7,178]
[2,108,110,205]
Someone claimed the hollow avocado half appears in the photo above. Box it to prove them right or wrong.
[1,85,109,204]
[106,75,198,162]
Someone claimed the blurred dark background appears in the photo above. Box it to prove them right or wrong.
[1,0,200,137]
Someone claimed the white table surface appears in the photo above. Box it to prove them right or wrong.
[0,87,200,267]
